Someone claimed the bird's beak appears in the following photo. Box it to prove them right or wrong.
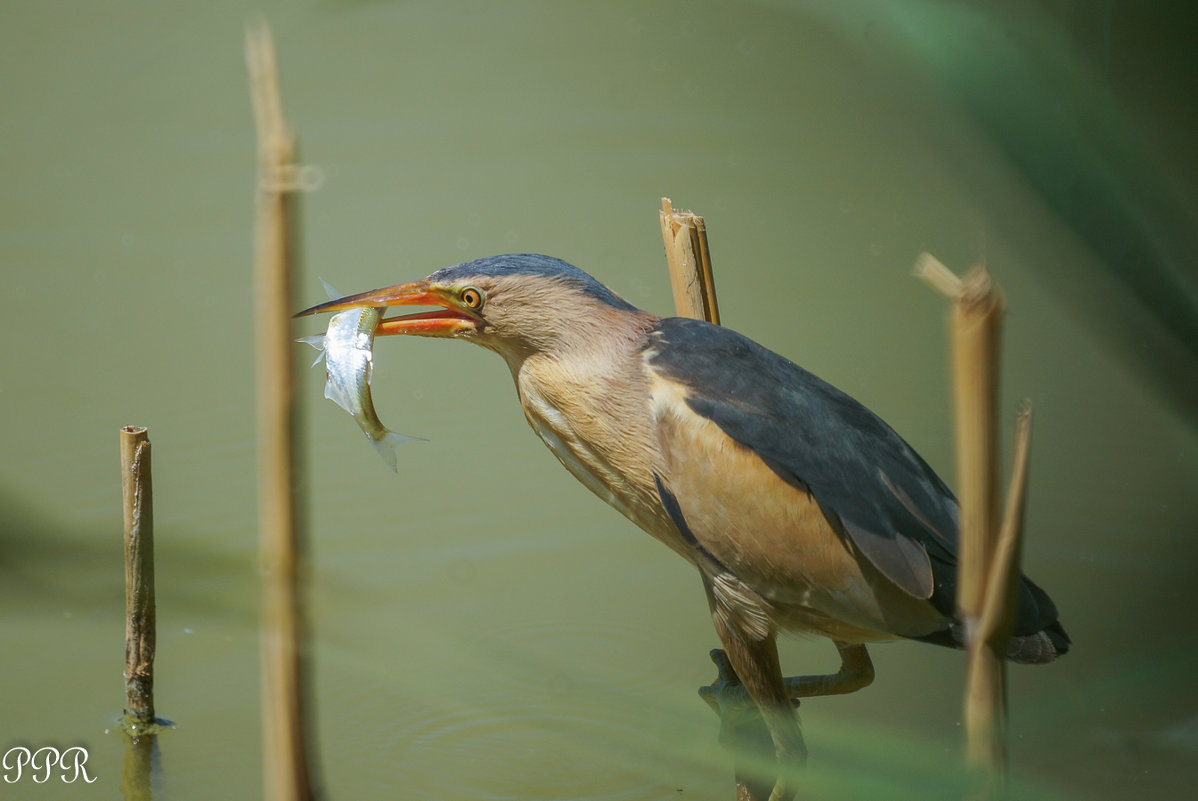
[293,280,478,337]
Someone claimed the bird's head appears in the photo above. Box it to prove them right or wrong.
[294,254,652,366]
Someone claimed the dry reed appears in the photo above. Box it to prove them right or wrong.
[659,199,778,801]
[916,252,1032,791]
[119,424,157,801]
[120,425,156,727]
[660,197,720,323]
[247,18,318,801]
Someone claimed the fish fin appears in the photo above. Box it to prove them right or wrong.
[324,380,355,414]
[319,277,342,301]
[296,335,327,366]
[370,430,425,473]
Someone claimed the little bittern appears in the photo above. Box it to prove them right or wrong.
[297,254,1068,800]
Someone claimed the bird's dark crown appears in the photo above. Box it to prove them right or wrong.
[429,254,639,312]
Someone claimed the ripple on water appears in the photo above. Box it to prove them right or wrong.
[384,699,687,801]
[476,618,694,697]
[317,616,718,797]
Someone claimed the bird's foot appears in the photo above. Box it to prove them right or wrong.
[781,642,874,699]
[699,650,800,801]
[698,644,873,800]
[699,649,791,747]
[704,642,874,710]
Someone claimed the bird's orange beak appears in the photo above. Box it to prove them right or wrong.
[293,280,478,337]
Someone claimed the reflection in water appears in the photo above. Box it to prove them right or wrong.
[120,734,156,801]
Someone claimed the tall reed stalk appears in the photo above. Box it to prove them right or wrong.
[916,253,1033,795]
[247,19,319,801]
[660,198,777,801]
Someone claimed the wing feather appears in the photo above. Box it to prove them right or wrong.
[649,318,955,603]
[644,317,1066,651]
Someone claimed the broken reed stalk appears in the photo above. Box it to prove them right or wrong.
[915,252,1031,785]
[659,199,772,801]
[121,425,156,727]
[247,19,317,801]
[120,425,155,801]
[981,407,1032,642]
[660,197,720,324]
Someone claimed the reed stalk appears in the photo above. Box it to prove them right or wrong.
[660,197,720,324]
[247,18,318,801]
[660,199,775,800]
[119,424,156,801]
[915,252,1032,790]
[120,425,156,727]
[965,406,1032,776]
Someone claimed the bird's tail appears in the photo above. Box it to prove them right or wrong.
[1007,620,1071,664]
[914,617,1071,664]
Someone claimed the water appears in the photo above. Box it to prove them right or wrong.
[2,1,1195,799]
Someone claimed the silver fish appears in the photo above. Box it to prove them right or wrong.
[299,279,421,471]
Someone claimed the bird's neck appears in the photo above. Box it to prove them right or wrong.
[509,315,674,539]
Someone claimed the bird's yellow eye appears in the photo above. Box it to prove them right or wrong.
[461,287,484,310]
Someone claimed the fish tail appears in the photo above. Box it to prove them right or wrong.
[370,430,424,472]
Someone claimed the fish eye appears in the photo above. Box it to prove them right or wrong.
[461,287,485,310]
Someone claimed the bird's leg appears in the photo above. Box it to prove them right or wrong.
[708,641,875,710]
[699,641,875,801]
[782,642,874,700]
[698,649,779,801]
[706,612,806,801]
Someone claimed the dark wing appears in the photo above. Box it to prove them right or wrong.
[647,317,1062,642]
